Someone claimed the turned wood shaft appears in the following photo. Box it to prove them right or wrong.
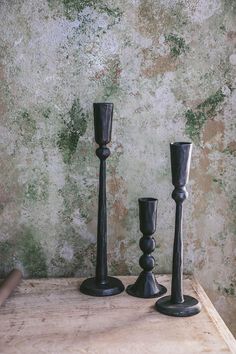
[0,269,22,306]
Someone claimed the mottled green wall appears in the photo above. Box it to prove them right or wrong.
[0,0,236,334]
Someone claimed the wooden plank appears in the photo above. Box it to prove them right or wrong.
[0,275,235,354]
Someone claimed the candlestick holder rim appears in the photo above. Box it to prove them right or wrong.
[139,197,158,203]
[93,102,114,106]
[170,142,192,146]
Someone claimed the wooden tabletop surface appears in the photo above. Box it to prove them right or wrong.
[0,275,235,354]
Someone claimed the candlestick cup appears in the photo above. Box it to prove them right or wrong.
[126,198,167,298]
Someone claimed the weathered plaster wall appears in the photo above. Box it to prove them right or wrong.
[0,0,235,334]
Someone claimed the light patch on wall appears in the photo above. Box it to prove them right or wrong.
[229,53,236,65]
[59,241,74,261]
[71,208,95,242]
[187,0,221,23]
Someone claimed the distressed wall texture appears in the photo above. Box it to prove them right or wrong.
[0,0,236,334]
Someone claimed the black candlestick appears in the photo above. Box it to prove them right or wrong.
[126,198,167,298]
[156,142,201,316]
[80,103,124,296]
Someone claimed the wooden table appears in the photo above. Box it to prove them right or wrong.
[0,275,235,354]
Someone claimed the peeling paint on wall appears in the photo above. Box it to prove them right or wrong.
[57,98,88,163]
[185,87,228,143]
[165,33,189,57]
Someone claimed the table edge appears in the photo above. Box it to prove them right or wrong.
[192,276,236,353]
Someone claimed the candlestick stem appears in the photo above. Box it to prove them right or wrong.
[96,146,108,284]
[171,197,184,303]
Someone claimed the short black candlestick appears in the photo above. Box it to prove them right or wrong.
[126,198,167,298]
[156,142,201,316]
[80,103,124,296]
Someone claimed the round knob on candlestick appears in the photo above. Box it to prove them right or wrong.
[96,146,110,160]
[139,236,156,271]
[171,186,188,203]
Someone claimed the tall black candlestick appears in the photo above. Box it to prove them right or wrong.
[126,198,167,298]
[156,142,201,316]
[80,103,124,296]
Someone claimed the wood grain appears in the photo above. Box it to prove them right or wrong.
[0,275,235,354]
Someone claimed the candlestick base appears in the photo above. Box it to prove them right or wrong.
[80,276,124,297]
[126,271,167,298]
[155,295,201,317]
